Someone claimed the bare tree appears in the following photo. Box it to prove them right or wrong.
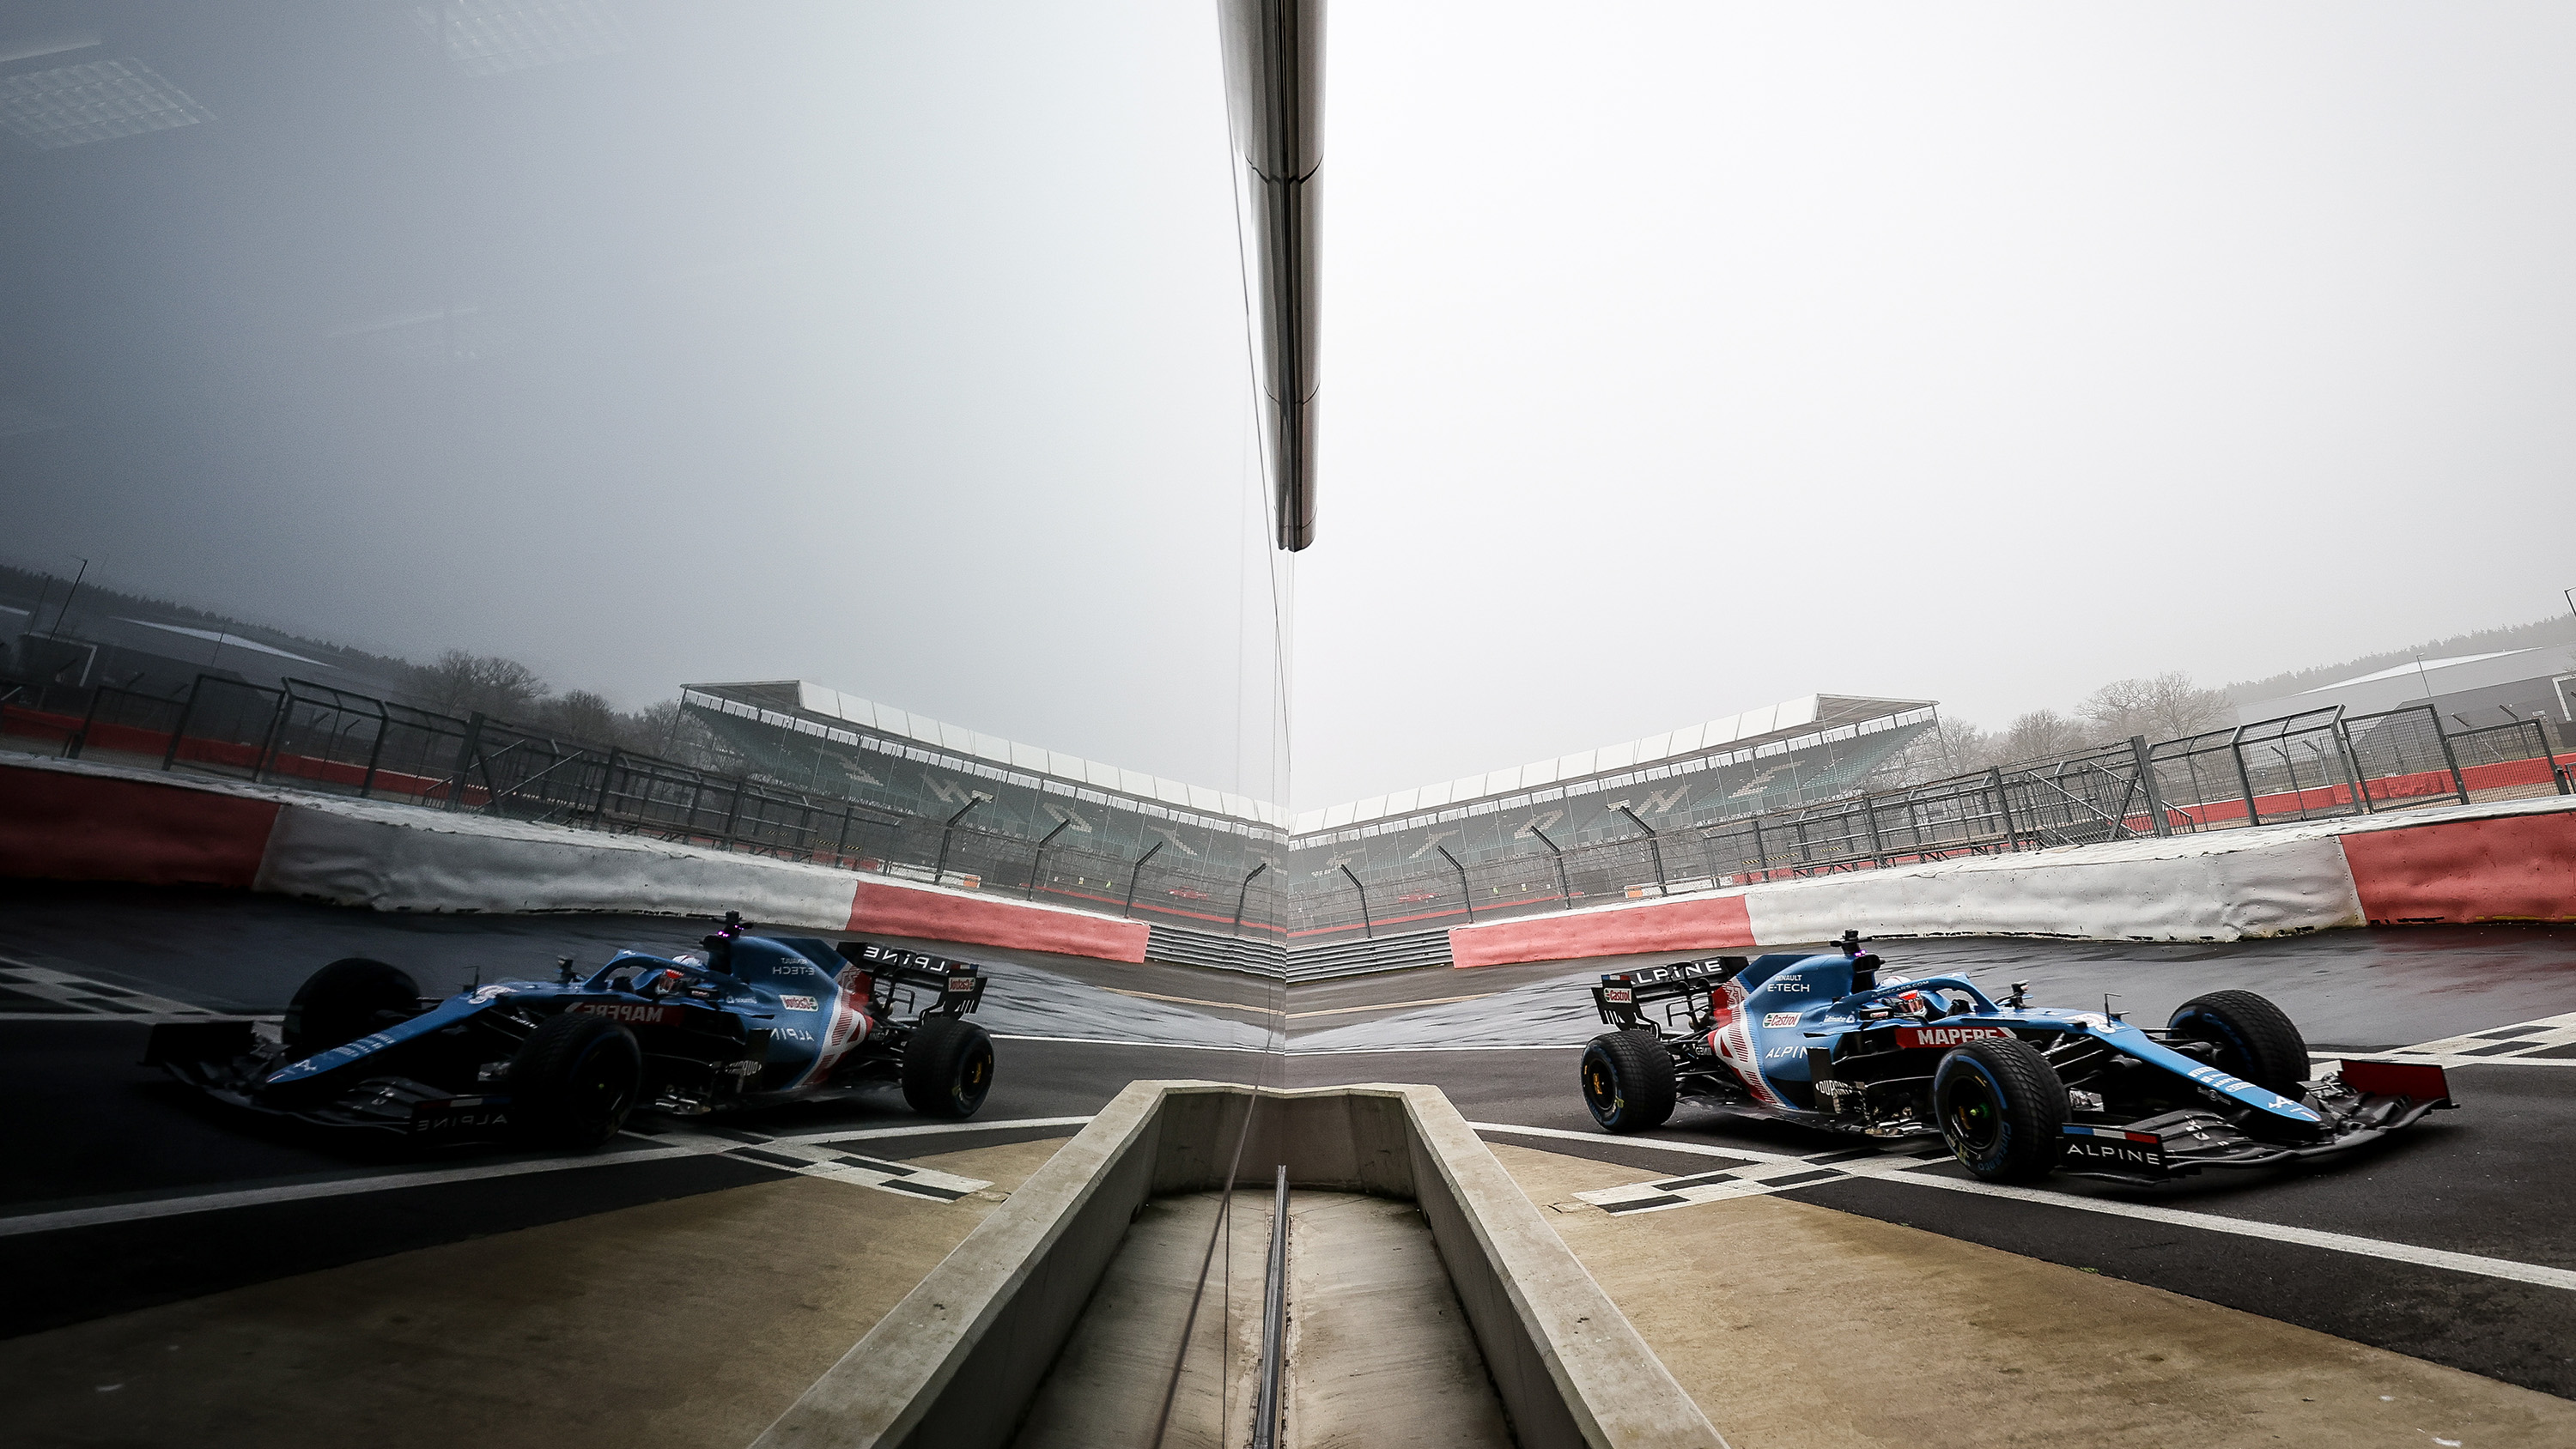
[407,650,549,719]
[2081,671,2234,744]
[1993,708,2088,765]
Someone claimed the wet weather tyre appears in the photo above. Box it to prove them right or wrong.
[1933,1036,2068,1183]
[2168,990,2310,1094]
[510,1012,643,1149]
[1581,1030,1677,1133]
[902,1017,995,1120]
[283,958,421,1058]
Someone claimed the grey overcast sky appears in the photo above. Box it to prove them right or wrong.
[7,3,2574,809]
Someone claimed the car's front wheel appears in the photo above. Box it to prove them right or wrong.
[511,1012,643,1149]
[902,1017,995,1119]
[1933,1036,2067,1183]
[2168,990,2310,1095]
[1581,1030,1677,1133]
[283,957,421,1059]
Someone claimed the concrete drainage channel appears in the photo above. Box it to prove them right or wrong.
[751,1082,1723,1449]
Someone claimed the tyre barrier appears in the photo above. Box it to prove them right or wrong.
[1449,795,2576,968]
[0,755,1150,964]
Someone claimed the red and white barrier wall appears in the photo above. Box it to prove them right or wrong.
[1450,795,2576,968]
[0,756,1150,964]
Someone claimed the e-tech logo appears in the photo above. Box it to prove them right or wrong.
[771,961,818,978]
[1767,978,1809,993]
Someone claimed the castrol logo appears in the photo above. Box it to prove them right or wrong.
[1896,1025,2012,1049]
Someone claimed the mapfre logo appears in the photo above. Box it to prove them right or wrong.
[569,1002,683,1026]
[1896,1025,2012,1049]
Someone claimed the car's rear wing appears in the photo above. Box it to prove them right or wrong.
[1592,956,1747,1032]
[836,939,990,1016]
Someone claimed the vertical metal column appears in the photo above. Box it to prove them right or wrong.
[1528,824,1574,910]
[933,796,983,888]
[2227,724,2261,827]
[1437,844,1473,922]
[1124,840,1167,918]
[1030,816,1073,900]
[1339,863,1373,938]
[448,712,488,812]
[162,675,210,773]
[1232,860,1270,935]
[1615,804,1668,895]
[2431,712,2470,804]
[2130,735,2172,835]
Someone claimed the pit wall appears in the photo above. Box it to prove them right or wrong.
[1448,795,2576,968]
[0,755,1149,963]
[750,1081,1722,1449]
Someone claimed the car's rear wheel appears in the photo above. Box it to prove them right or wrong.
[283,958,421,1059]
[902,1017,995,1119]
[1581,1030,1677,1133]
[1933,1036,2067,1183]
[511,1012,643,1149]
[2168,990,2309,1094]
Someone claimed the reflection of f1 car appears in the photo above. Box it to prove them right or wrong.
[145,913,996,1149]
[1579,931,2456,1184]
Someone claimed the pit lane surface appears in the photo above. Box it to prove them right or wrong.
[1287,926,2576,1398]
[0,883,1280,1340]
[8,882,2573,1402]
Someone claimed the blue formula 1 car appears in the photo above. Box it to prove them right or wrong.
[144,913,995,1149]
[1578,931,2456,1185]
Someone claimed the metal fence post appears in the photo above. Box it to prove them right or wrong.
[448,712,487,811]
[2227,724,2261,828]
[1749,815,1767,882]
[933,796,983,887]
[1232,860,1269,936]
[357,699,391,799]
[1029,816,1073,899]
[2129,735,2172,837]
[1339,862,1374,939]
[1123,840,1166,918]
[1990,767,2019,851]
[1614,804,1668,894]
[1437,845,1474,922]
[163,675,208,773]
[2429,708,2470,805]
[1528,824,1574,910]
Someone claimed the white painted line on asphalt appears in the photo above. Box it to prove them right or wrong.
[1285,992,1497,1021]
[1493,1120,2576,1294]
[1291,1042,1585,1055]
[0,1116,1096,1238]
[988,1034,1273,1052]
[1098,987,1279,1013]
[0,1013,284,1024]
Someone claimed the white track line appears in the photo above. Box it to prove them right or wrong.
[989,1034,1272,1052]
[0,1116,1095,1238]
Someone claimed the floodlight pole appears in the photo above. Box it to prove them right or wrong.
[1615,804,1668,896]
[1527,824,1575,911]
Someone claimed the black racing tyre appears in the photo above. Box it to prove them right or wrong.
[902,1017,995,1120]
[1580,1030,1677,1133]
[283,957,421,1058]
[510,1012,644,1149]
[2168,990,2310,1094]
[1933,1036,2068,1183]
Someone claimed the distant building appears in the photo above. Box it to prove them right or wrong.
[2237,647,2576,743]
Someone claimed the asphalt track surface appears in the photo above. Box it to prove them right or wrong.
[7,882,2574,1400]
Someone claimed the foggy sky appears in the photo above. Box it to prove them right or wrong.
[7,3,2573,810]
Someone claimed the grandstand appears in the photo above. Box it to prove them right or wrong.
[682,682,1935,941]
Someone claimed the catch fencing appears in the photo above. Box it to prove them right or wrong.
[5,667,2567,969]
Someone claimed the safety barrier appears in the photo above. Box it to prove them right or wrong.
[0,756,1151,964]
[1448,795,2576,968]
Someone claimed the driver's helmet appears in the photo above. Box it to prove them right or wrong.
[1893,990,1935,1021]
[637,966,688,998]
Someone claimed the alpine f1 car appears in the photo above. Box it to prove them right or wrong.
[1578,931,2456,1185]
[145,913,996,1149]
